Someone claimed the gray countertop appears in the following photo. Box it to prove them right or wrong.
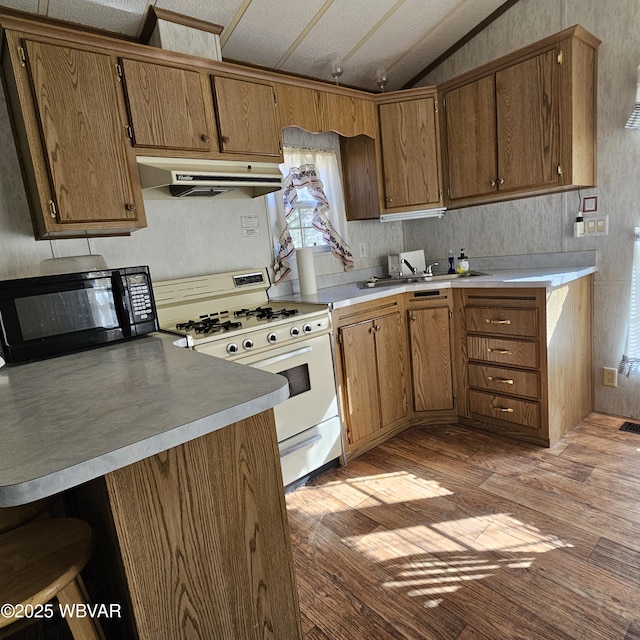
[272,266,597,309]
[0,332,289,507]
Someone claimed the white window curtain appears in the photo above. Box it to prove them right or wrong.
[619,227,640,376]
[271,147,353,284]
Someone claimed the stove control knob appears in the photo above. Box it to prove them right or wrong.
[290,326,300,337]
[303,323,313,334]
[242,338,254,350]
[267,332,278,344]
[227,343,239,355]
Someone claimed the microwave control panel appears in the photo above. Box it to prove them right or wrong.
[127,274,155,323]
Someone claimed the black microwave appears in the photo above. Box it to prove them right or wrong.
[0,266,158,363]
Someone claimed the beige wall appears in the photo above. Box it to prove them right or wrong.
[410,0,640,417]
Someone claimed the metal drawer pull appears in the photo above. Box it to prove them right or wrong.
[487,348,512,355]
[279,434,322,458]
[486,319,511,325]
[487,376,514,384]
[492,406,514,413]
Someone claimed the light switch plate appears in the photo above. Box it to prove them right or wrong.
[582,214,608,236]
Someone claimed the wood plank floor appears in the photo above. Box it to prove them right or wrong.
[286,413,640,640]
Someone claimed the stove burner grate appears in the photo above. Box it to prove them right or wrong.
[234,306,299,320]
[176,317,242,334]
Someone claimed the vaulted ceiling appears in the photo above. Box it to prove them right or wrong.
[0,0,517,92]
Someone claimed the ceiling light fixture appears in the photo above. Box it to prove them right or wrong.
[625,64,640,129]
[376,67,388,92]
[329,56,343,86]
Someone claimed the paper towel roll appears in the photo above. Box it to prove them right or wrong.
[296,247,317,295]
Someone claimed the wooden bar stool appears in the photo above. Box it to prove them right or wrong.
[0,503,102,640]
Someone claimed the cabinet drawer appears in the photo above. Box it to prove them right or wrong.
[465,307,538,337]
[467,336,538,368]
[468,364,540,399]
[469,390,540,429]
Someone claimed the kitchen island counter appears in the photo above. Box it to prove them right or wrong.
[0,331,289,507]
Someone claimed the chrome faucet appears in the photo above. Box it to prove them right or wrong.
[425,262,439,276]
[400,258,418,275]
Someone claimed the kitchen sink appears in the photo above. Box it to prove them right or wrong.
[358,271,490,289]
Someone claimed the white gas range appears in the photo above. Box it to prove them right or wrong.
[153,268,342,489]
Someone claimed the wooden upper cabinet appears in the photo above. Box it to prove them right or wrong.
[444,76,497,200]
[3,34,145,238]
[212,76,282,156]
[120,58,213,152]
[275,83,323,133]
[496,50,559,193]
[378,94,443,212]
[440,25,599,208]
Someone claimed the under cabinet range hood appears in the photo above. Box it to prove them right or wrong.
[136,157,283,198]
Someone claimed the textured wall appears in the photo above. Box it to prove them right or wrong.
[411,0,640,417]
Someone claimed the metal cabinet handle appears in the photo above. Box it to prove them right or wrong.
[487,348,512,355]
[490,179,497,187]
[487,376,514,384]
[486,319,511,325]
[221,135,230,144]
[375,325,381,332]
[492,406,514,413]
[126,203,136,212]
[498,178,505,185]
[201,134,210,142]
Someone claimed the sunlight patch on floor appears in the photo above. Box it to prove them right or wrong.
[294,471,454,515]
[340,513,572,607]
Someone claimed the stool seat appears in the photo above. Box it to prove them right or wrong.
[0,517,100,639]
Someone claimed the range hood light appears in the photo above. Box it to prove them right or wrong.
[380,208,447,222]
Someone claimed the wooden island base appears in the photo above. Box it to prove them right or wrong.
[67,409,302,640]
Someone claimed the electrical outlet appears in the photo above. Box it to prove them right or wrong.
[358,243,366,258]
[603,367,618,388]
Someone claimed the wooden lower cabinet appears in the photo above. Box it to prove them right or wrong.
[334,296,409,459]
[405,290,457,420]
[66,411,302,640]
[455,277,593,446]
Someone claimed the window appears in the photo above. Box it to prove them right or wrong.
[285,185,326,250]
[619,227,640,376]
[270,132,353,284]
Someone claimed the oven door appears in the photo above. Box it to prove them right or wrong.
[239,333,338,442]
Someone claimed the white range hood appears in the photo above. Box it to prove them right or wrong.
[137,157,283,198]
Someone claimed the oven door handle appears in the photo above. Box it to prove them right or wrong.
[279,434,322,458]
[248,346,312,368]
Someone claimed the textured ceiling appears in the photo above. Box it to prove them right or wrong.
[0,0,513,91]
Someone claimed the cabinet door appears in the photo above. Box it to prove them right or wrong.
[495,50,559,192]
[121,58,212,152]
[212,76,281,156]
[379,97,441,209]
[408,307,454,412]
[374,312,408,428]
[23,40,140,224]
[340,321,380,445]
[444,76,497,200]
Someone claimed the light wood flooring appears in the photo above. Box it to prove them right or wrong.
[286,413,640,640]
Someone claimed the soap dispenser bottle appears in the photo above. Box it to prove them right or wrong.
[456,249,470,274]
[448,250,455,274]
